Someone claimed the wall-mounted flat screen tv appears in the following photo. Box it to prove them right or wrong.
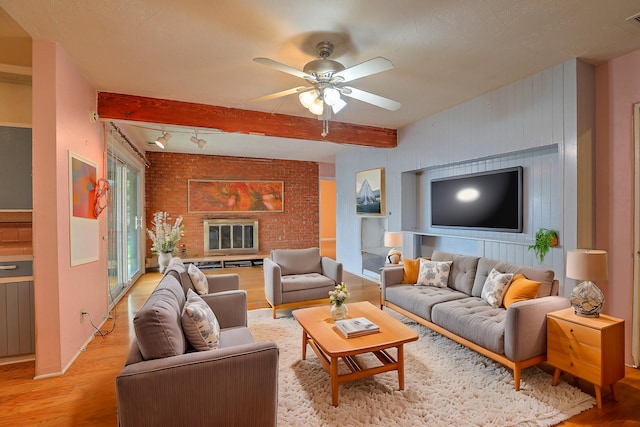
[431,166,523,233]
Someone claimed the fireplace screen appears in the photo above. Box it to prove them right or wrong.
[204,219,258,255]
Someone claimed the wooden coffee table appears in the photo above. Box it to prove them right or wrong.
[292,301,419,406]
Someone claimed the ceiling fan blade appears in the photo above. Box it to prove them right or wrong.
[249,86,309,103]
[342,86,401,111]
[333,57,394,83]
[253,57,311,80]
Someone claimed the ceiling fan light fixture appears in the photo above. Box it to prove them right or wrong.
[332,98,347,114]
[299,90,317,108]
[309,98,324,116]
[323,87,341,106]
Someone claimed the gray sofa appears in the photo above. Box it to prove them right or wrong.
[381,250,570,390]
[264,247,343,318]
[116,262,279,427]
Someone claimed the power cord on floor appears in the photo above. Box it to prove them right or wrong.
[81,310,116,338]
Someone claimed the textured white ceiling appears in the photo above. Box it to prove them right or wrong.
[2,0,640,162]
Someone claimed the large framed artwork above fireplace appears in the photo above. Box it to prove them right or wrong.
[203,219,259,255]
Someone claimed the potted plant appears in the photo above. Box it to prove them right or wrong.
[147,211,183,273]
[528,228,558,264]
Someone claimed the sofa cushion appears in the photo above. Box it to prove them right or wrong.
[271,248,322,276]
[385,285,468,322]
[166,257,195,295]
[417,259,452,287]
[401,258,421,284]
[218,326,255,348]
[188,263,209,295]
[182,289,220,350]
[431,297,507,355]
[134,275,187,360]
[481,268,514,308]
[502,274,541,308]
[472,258,554,298]
[281,273,334,292]
[431,250,480,294]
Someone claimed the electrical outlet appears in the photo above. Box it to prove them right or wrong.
[80,311,85,323]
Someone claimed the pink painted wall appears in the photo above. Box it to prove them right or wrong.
[32,39,108,376]
[595,48,640,366]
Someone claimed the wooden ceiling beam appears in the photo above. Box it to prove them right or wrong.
[97,92,397,148]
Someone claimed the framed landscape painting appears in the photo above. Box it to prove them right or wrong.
[356,168,385,216]
[188,179,284,213]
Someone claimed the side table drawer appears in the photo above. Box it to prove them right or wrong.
[548,317,600,346]
[547,335,601,367]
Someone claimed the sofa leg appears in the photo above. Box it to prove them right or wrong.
[514,366,521,391]
[273,307,277,319]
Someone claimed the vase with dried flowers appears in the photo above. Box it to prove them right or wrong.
[329,282,350,320]
[147,211,183,273]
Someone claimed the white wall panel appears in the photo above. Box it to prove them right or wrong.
[337,59,594,293]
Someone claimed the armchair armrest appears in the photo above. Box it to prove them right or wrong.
[263,257,282,306]
[504,296,571,361]
[201,290,247,329]
[380,266,404,301]
[206,273,240,293]
[321,257,343,283]
[116,341,279,427]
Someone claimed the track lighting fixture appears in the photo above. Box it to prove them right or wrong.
[154,132,171,149]
[190,135,207,149]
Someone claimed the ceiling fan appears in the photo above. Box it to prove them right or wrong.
[251,41,400,136]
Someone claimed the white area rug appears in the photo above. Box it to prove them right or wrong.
[247,307,595,427]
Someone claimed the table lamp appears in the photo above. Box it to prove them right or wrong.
[566,249,608,317]
[384,232,403,264]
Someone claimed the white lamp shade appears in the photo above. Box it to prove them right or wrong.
[331,98,347,114]
[299,90,317,108]
[323,87,341,106]
[308,98,324,115]
[384,232,403,248]
[566,249,608,281]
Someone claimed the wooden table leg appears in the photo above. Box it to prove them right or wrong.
[398,345,405,390]
[594,385,603,409]
[552,368,562,386]
[301,331,307,360]
[610,382,619,402]
[330,356,339,406]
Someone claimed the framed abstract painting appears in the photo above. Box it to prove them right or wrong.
[188,179,284,213]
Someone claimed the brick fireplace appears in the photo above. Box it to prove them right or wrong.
[144,152,320,260]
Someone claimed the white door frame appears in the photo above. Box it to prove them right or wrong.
[633,103,640,367]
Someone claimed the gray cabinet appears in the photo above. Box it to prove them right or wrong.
[0,126,32,210]
[0,279,34,356]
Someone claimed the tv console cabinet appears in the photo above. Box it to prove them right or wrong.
[181,253,269,269]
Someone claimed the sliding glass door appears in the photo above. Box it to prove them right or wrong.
[107,151,143,306]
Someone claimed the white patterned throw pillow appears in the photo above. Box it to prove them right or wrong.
[188,263,208,295]
[181,289,220,351]
[481,268,515,308]
[417,259,453,287]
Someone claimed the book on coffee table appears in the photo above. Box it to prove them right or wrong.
[334,317,380,338]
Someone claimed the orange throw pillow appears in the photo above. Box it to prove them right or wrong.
[401,258,421,284]
[502,273,541,308]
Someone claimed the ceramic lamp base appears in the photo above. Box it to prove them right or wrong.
[569,280,604,317]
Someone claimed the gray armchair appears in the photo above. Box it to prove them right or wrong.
[116,272,278,426]
[264,247,342,318]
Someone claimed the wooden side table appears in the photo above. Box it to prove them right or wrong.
[547,307,625,408]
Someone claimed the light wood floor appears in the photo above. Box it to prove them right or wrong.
[0,267,639,426]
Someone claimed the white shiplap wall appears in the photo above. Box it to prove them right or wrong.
[336,59,593,297]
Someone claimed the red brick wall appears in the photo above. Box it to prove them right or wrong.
[145,152,319,258]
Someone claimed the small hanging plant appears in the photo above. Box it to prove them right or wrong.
[528,228,558,264]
